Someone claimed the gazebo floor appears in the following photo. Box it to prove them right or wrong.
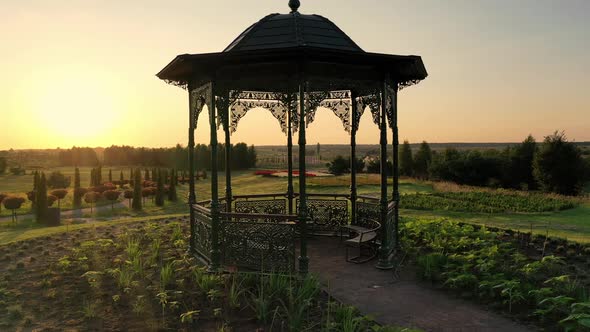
[303,237,533,332]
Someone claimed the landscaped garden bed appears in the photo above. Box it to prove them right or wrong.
[404,218,590,331]
[401,191,578,213]
[0,218,417,331]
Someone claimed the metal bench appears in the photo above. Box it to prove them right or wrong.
[341,220,381,263]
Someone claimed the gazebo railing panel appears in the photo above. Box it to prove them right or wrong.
[192,205,213,263]
[296,194,349,235]
[222,218,296,272]
[234,196,287,222]
[386,200,396,255]
[356,199,380,230]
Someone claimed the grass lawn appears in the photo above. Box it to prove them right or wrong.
[403,203,590,243]
[2,168,588,243]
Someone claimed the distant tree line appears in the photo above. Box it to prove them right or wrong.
[55,143,257,170]
[400,132,590,196]
[57,147,100,166]
[326,131,589,196]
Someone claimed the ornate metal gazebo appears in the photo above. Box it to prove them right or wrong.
[157,0,427,274]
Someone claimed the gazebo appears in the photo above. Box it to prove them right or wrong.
[157,0,427,274]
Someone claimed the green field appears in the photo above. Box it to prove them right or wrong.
[1,167,589,243]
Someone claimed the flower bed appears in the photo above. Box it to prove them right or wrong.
[254,170,333,177]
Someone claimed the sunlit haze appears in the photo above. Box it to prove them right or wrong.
[1,0,589,149]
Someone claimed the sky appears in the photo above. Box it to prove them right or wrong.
[0,0,589,149]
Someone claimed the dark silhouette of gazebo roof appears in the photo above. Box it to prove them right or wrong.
[157,0,427,92]
[224,13,363,53]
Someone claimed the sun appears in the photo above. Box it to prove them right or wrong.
[30,68,121,145]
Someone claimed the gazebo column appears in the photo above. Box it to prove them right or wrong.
[224,94,232,212]
[391,83,400,250]
[208,81,221,271]
[350,91,358,225]
[187,84,196,253]
[298,79,309,275]
[287,104,294,215]
[377,79,393,270]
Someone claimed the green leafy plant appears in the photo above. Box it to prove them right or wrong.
[160,262,174,290]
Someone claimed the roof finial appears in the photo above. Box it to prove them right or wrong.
[289,0,300,12]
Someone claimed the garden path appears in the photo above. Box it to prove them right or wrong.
[307,237,535,332]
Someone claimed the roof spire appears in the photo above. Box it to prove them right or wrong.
[289,0,300,13]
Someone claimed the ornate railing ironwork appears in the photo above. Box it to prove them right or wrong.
[356,196,380,229]
[191,192,395,271]
[192,204,213,263]
[234,194,287,222]
[296,193,349,235]
[221,211,296,272]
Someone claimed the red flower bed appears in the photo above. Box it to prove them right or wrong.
[254,170,317,177]
[254,170,277,176]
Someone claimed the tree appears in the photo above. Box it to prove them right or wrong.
[31,171,40,212]
[35,172,48,223]
[168,169,178,202]
[3,196,25,224]
[248,145,257,168]
[47,171,71,189]
[103,190,121,211]
[123,190,133,207]
[108,169,113,182]
[145,169,150,181]
[507,135,537,190]
[73,167,82,208]
[366,158,393,174]
[96,166,102,186]
[155,169,165,206]
[50,189,68,208]
[533,131,586,195]
[120,171,124,183]
[399,140,414,177]
[132,169,142,210]
[84,192,101,213]
[316,143,321,160]
[0,193,6,213]
[0,156,6,174]
[47,194,57,207]
[413,141,432,179]
[327,156,350,175]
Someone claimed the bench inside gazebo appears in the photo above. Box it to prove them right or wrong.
[157,0,427,274]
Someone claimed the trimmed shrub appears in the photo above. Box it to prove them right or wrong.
[2,196,26,223]
[103,190,121,211]
[50,189,68,208]
[84,192,101,213]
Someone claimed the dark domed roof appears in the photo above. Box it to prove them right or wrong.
[224,12,363,53]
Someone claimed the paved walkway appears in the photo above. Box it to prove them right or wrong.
[307,237,535,332]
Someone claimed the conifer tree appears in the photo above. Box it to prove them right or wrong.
[31,171,40,212]
[96,166,102,185]
[120,170,124,182]
[89,168,95,187]
[145,169,150,181]
[132,169,142,211]
[35,172,48,223]
[155,169,165,206]
[73,167,82,208]
[400,140,414,177]
[168,169,178,202]
[108,169,113,182]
